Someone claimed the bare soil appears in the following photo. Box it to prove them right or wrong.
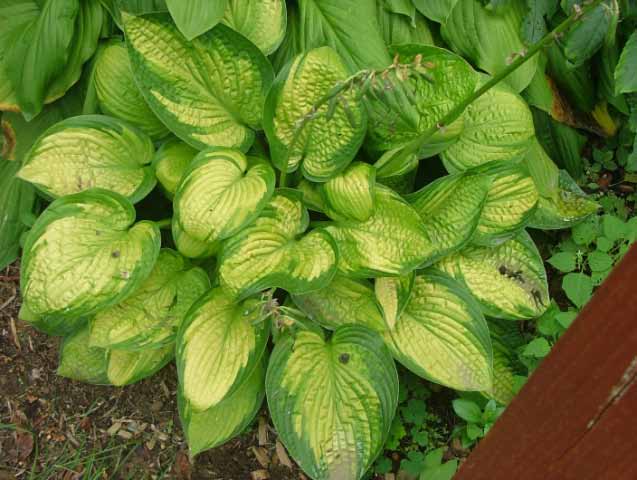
[0,263,300,480]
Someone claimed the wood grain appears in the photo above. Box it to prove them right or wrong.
[455,244,637,480]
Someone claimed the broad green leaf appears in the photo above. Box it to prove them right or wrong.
[383,271,493,391]
[441,0,539,92]
[524,140,559,198]
[153,138,197,198]
[325,185,432,277]
[166,0,228,40]
[100,0,168,25]
[57,325,109,384]
[124,13,274,151]
[531,109,587,180]
[615,31,637,94]
[107,344,174,386]
[377,3,435,46]
[545,42,596,113]
[264,47,367,181]
[602,214,627,242]
[292,276,387,332]
[547,252,577,272]
[0,154,35,271]
[180,359,265,456]
[441,81,535,172]
[176,287,269,411]
[218,190,338,298]
[366,45,476,157]
[412,0,458,23]
[407,172,491,262]
[0,0,40,111]
[21,190,161,321]
[294,0,391,72]
[222,0,287,55]
[562,2,613,68]
[18,115,156,202]
[562,272,593,308]
[5,0,79,118]
[588,251,613,272]
[521,0,556,44]
[45,0,103,104]
[266,325,398,480]
[439,231,549,320]
[375,274,415,330]
[522,337,551,358]
[529,171,600,230]
[322,162,376,222]
[171,222,219,260]
[471,161,539,246]
[94,41,169,139]
[452,398,482,423]
[90,249,210,350]
[173,148,276,257]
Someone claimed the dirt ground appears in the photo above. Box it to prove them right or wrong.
[0,262,301,480]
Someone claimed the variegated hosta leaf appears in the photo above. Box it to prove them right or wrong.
[471,161,539,246]
[407,172,491,263]
[153,138,198,198]
[375,273,415,330]
[297,179,327,212]
[124,13,274,151]
[322,162,376,222]
[366,45,476,156]
[439,231,549,320]
[266,325,398,480]
[176,288,269,412]
[529,171,600,230]
[20,190,161,322]
[484,319,525,405]
[441,82,535,172]
[172,222,220,260]
[180,359,265,456]
[325,185,432,277]
[218,190,338,298]
[90,249,210,350]
[441,0,539,93]
[222,0,287,55]
[94,41,169,139]
[58,324,173,386]
[18,115,156,203]
[264,46,367,181]
[383,271,493,391]
[57,324,109,384]
[292,276,387,332]
[107,344,174,386]
[173,148,276,258]
[19,302,87,337]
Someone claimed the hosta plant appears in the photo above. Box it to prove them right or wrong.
[0,0,617,478]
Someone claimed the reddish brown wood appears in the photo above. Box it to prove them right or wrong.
[455,244,637,480]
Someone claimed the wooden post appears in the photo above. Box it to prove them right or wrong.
[455,244,637,480]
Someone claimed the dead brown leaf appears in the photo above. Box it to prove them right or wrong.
[276,440,294,469]
[173,451,192,480]
[14,431,33,460]
[251,446,270,468]
[251,470,270,480]
[258,416,268,446]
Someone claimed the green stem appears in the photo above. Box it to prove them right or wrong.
[279,168,288,188]
[155,218,172,230]
[398,0,604,160]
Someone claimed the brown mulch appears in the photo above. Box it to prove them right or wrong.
[0,263,300,480]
